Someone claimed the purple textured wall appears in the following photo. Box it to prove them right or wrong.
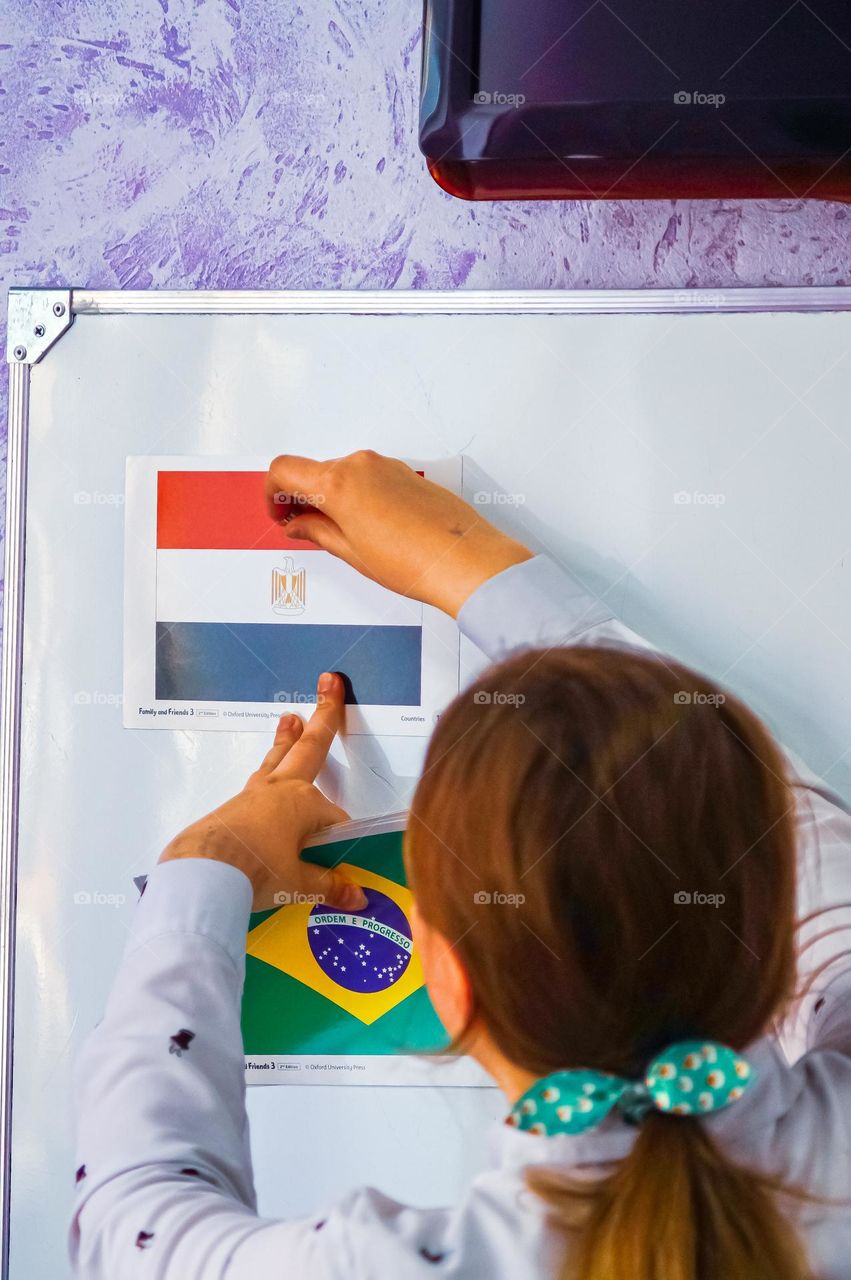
[2,0,851,565]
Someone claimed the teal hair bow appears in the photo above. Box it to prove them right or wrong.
[507,1040,755,1136]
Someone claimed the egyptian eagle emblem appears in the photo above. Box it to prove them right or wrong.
[272,556,306,615]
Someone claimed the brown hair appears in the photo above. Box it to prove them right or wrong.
[406,645,811,1279]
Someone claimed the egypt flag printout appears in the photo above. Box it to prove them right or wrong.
[123,456,462,734]
[241,813,490,1087]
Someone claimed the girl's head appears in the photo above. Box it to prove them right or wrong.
[405,645,807,1279]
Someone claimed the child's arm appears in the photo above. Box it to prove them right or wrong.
[457,553,851,1061]
[456,552,647,660]
[69,856,454,1280]
[70,859,274,1276]
[69,687,374,1280]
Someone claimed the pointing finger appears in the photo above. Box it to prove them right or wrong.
[275,672,345,782]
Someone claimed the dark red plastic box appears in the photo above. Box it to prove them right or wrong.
[419,0,851,200]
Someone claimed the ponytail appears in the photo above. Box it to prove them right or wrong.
[527,1117,810,1280]
[408,644,814,1278]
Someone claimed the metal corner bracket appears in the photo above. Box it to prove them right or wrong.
[6,289,73,365]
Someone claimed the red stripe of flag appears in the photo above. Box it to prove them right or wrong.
[157,468,425,551]
[156,471,320,550]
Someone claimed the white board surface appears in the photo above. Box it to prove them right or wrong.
[6,295,851,1278]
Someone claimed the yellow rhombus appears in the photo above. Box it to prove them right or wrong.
[246,863,425,1025]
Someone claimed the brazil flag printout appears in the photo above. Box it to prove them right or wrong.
[123,456,461,735]
[241,813,490,1087]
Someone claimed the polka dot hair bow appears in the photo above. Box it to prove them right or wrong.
[506,1040,755,1136]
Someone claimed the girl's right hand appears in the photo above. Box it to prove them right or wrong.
[265,450,533,618]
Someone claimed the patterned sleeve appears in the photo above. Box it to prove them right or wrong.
[69,858,342,1278]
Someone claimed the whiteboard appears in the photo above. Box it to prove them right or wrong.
[4,286,851,1279]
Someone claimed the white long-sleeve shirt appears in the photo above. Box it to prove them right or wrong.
[70,555,851,1279]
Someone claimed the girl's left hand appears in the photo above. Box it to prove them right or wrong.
[159,672,367,913]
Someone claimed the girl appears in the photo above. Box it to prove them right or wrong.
[71,451,851,1279]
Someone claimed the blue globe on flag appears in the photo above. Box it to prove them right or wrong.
[307,888,413,994]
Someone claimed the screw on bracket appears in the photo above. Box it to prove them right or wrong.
[8,289,73,364]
